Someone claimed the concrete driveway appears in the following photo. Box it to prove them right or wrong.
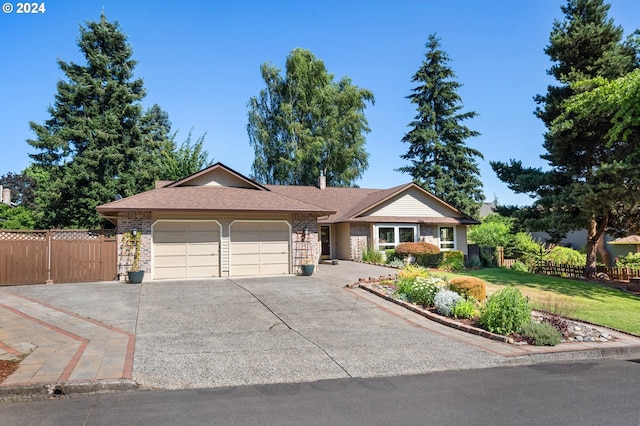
[7,262,512,390]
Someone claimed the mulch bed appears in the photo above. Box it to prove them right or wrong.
[0,360,20,384]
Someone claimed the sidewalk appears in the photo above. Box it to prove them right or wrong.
[0,290,137,398]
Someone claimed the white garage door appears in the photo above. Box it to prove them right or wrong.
[230,222,290,276]
[153,221,220,279]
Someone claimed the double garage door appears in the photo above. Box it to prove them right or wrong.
[152,221,290,279]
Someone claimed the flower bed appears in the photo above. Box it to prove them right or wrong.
[360,278,616,346]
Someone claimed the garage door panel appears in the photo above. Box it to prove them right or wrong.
[155,256,187,267]
[188,255,219,267]
[260,242,289,254]
[154,267,187,280]
[230,222,290,276]
[232,253,260,265]
[153,221,220,279]
[187,244,219,256]
[260,264,290,275]
[188,231,220,243]
[154,232,188,244]
[233,231,260,242]
[155,222,188,232]
[260,253,288,264]
[187,266,218,277]
[154,244,188,256]
[232,243,259,254]
[261,231,289,242]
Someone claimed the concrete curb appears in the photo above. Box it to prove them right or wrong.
[0,379,140,402]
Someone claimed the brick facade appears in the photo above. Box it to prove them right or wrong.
[349,223,370,261]
[292,213,319,274]
[117,211,152,280]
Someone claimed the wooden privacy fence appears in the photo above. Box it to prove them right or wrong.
[0,230,117,286]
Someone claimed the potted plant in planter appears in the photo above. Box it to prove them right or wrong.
[301,257,315,276]
[124,229,144,284]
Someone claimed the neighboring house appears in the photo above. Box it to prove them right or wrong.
[479,202,495,218]
[97,163,479,280]
[608,235,640,260]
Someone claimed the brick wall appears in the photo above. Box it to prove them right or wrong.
[117,211,152,280]
[349,223,370,261]
[292,213,319,273]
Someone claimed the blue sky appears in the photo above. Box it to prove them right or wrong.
[1,0,639,206]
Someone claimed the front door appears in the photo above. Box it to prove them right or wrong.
[320,226,331,260]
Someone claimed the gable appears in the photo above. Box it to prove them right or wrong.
[179,167,256,188]
[360,187,460,218]
[167,163,265,190]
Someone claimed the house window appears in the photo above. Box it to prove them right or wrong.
[376,224,418,251]
[439,226,455,250]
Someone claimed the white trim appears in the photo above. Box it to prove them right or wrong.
[229,220,292,275]
[151,219,223,280]
[374,223,418,251]
[438,225,457,251]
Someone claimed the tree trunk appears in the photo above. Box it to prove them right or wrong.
[596,233,612,267]
[584,216,607,278]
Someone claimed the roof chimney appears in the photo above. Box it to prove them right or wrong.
[318,171,326,190]
[1,187,10,205]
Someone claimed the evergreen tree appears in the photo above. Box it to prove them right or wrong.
[491,0,639,276]
[397,34,484,218]
[247,48,374,187]
[28,14,167,228]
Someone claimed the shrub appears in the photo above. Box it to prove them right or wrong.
[519,321,562,346]
[438,250,465,272]
[395,242,440,257]
[510,261,530,272]
[395,276,415,297]
[408,276,446,307]
[478,286,531,335]
[434,290,463,317]
[449,277,486,301]
[416,252,444,268]
[452,298,477,319]
[544,246,586,266]
[466,257,482,270]
[397,264,431,280]
[385,249,400,263]
[506,232,542,261]
[362,246,383,263]
[616,252,640,268]
[387,258,405,268]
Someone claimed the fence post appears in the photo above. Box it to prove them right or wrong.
[45,230,53,284]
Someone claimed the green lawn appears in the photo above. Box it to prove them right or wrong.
[432,268,640,336]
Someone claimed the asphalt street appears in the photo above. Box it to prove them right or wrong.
[1,360,638,425]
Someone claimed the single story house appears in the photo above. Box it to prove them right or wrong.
[97,163,479,280]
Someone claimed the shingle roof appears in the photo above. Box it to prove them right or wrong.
[266,183,478,224]
[96,162,478,225]
[608,235,640,245]
[97,186,334,215]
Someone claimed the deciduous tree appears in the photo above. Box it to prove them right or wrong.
[247,48,374,187]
